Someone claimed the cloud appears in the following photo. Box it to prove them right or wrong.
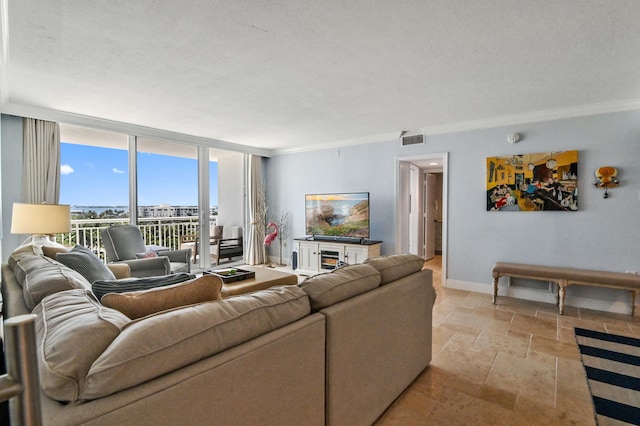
[112,168,125,174]
[60,164,74,175]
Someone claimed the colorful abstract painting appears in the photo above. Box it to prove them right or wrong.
[487,150,578,211]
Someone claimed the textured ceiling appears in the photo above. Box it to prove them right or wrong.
[2,0,640,153]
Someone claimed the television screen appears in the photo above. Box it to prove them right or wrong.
[305,192,370,239]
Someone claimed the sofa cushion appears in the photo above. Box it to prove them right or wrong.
[83,286,310,400]
[299,264,381,311]
[101,275,223,319]
[92,273,195,300]
[18,254,92,311]
[364,254,425,285]
[8,245,39,277]
[56,245,116,283]
[12,252,45,288]
[34,289,130,402]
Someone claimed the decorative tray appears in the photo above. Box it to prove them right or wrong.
[203,268,255,283]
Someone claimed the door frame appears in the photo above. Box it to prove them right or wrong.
[396,152,449,288]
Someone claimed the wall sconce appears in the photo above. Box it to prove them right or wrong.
[593,166,619,198]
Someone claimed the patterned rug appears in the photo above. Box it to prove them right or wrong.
[575,327,640,425]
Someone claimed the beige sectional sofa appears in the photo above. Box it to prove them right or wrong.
[1,248,435,426]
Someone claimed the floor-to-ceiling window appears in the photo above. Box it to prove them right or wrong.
[137,137,199,257]
[59,124,224,267]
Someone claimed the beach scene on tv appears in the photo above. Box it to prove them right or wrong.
[305,192,370,238]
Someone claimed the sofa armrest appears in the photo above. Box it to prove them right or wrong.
[157,249,192,264]
[115,257,171,278]
[107,263,131,279]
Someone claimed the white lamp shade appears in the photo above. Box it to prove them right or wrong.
[11,203,71,235]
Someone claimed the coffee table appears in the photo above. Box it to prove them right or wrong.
[204,265,299,297]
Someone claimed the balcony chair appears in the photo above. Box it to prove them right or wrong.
[101,225,191,277]
[180,225,243,265]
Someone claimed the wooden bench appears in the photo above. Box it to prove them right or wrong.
[492,262,640,315]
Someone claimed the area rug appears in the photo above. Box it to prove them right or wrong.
[575,327,640,425]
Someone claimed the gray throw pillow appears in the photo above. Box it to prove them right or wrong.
[92,273,196,301]
[57,245,116,284]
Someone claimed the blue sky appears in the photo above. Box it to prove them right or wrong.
[60,143,218,206]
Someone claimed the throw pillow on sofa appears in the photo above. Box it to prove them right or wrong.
[42,245,70,260]
[92,272,195,300]
[101,275,223,319]
[56,245,116,283]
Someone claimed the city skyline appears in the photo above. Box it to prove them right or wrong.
[60,142,219,207]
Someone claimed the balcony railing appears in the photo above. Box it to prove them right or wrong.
[55,216,216,260]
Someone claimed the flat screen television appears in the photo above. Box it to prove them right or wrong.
[305,192,370,239]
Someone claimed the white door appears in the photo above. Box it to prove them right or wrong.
[424,173,437,260]
[408,164,420,256]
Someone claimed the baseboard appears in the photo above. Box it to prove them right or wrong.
[445,279,633,315]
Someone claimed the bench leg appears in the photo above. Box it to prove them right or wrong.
[558,284,566,315]
[492,276,499,304]
[632,291,638,316]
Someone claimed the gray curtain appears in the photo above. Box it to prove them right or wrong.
[246,155,266,265]
[22,118,61,204]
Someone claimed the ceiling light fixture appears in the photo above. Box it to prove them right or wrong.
[528,153,535,170]
[546,153,557,169]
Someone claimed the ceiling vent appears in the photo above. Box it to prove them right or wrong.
[400,131,425,147]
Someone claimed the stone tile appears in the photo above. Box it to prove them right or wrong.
[529,334,581,360]
[432,335,497,386]
[484,351,556,406]
[471,305,516,323]
[474,329,530,359]
[424,386,514,426]
[509,313,558,340]
[513,395,596,425]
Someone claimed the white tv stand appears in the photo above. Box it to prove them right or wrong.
[294,237,382,275]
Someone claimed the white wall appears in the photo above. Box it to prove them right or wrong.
[265,110,640,313]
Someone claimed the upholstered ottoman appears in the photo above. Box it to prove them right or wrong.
[205,266,299,297]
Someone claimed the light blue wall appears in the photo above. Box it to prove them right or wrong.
[265,110,640,309]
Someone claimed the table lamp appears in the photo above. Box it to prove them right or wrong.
[11,202,71,247]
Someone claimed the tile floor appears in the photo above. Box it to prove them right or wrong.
[374,256,640,425]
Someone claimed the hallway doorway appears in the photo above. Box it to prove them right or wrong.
[397,153,448,288]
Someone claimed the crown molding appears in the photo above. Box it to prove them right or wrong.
[0,102,273,157]
[3,98,639,157]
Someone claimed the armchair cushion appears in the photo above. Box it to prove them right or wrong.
[115,257,171,278]
[135,251,158,259]
[56,245,116,283]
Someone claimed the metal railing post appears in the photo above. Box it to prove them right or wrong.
[1,314,42,425]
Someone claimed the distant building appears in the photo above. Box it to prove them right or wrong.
[138,204,218,218]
